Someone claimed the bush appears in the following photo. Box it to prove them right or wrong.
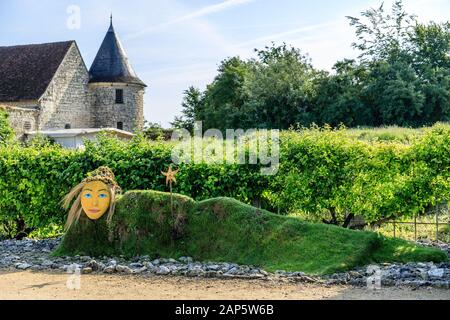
[267,124,450,225]
[0,124,449,238]
[0,109,14,145]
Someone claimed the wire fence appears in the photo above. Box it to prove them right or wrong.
[371,207,450,243]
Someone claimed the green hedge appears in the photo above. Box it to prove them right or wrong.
[267,124,450,224]
[0,124,449,236]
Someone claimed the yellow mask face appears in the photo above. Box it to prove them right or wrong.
[80,181,111,220]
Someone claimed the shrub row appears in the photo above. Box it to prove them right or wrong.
[0,124,449,236]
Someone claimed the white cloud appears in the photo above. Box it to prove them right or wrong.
[163,0,255,25]
[234,21,340,49]
[126,0,256,39]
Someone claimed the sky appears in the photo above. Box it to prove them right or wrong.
[0,0,449,127]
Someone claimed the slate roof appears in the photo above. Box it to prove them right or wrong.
[89,21,146,86]
[0,41,74,102]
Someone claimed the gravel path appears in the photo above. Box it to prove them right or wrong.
[0,270,449,300]
[0,238,449,291]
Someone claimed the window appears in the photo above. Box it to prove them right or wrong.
[65,124,71,129]
[23,121,32,131]
[117,122,123,130]
[115,89,124,104]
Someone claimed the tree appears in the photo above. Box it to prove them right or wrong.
[171,86,203,133]
[410,22,450,72]
[177,44,319,131]
[363,60,425,126]
[346,0,449,127]
[246,43,318,129]
[312,59,372,127]
[201,57,252,131]
[409,22,450,123]
[346,0,416,63]
[143,121,164,140]
[175,0,450,129]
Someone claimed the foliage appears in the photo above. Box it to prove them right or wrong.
[171,87,204,133]
[56,191,447,275]
[0,109,14,145]
[142,121,174,141]
[266,124,450,226]
[174,0,450,129]
[346,0,417,62]
[0,124,448,238]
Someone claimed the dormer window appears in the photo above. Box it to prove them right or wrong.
[115,89,124,104]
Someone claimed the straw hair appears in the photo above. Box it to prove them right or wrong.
[62,181,86,231]
[61,166,121,231]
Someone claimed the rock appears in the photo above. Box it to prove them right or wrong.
[86,260,100,271]
[107,259,117,266]
[206,264,220,271]
[103,265,116,274]
[41,260,54,267]
[417,268,428,279]
[133,267,147,274]
[15,262,32,270]
[346,278,362,286]
[116,265,133,274]
[179,256,193,264]
[291,271,307,277]
[82,267,93,274]
[59,265,70,271]
[226,267,239,275]
[428,268,444,278]
[1,237,449,288]
[156,266,171,275]
[259,269,269,276]
[416,262,427,268]
[129,262,144,269]
[187,268,204,277]
[151,259,160,266]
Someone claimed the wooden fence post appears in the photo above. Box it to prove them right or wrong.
[414,214,417,241]
[393,220,396,238]
[435,207,439,241]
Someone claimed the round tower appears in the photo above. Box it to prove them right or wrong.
[89,17,146,132]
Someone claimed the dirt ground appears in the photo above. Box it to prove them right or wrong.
[0,270,448,300]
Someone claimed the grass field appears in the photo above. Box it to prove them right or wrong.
[56,190,448,275]
[346,125,427,143]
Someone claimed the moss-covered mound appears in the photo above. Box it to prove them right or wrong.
[55,190,448,275]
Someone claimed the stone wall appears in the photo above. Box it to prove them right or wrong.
[39,43,92,130]
[0,103,39,136]
[89,83,145,132]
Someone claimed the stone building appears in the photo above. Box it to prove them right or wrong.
[0,19,146,137]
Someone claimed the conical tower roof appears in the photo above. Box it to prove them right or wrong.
[89,17,146,86]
